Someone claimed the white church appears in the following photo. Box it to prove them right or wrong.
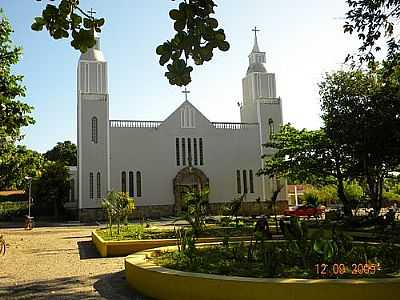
[67,30,288,221]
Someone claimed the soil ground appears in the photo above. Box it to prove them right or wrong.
[0,224,152,300]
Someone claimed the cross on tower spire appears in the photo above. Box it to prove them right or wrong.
[87,8,96,19]
[182,86,190,101]
[252,26,260,39]
[251,26,260,53]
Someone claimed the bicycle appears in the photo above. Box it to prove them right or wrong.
[0,234,6,256]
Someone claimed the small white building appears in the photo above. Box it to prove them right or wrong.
[67,31,288,221]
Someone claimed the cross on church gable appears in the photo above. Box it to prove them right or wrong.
[182,86,190,101]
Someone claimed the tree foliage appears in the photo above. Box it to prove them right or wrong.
[183,188,209,238]
[320,67,400,213]
[32,1,229,87]
[344,0,400,65]
[0,10,34,146]
[102,191,135,235]
[0,145,43,190]
[32,161,70,218]
[156,0,229,86]
[32,0,105,53]
[44,140,77,166]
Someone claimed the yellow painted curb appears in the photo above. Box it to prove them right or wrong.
[125,245,400,300]
[92,230,250,257]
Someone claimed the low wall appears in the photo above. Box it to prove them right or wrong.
[125,245,400,300]
[92,230,249,257]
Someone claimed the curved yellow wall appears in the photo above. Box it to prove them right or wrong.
[125,247,400,300]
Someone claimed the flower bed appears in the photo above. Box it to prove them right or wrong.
[125,244,400,300]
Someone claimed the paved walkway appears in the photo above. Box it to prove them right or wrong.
[0,225,151,300]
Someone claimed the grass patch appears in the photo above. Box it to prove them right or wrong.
[96,224,255,241]
[153,242,400,279]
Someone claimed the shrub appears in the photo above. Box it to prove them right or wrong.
[0,201,28,221]
[102,191,135,235]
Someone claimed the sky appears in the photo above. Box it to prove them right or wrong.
[3,0,362,153]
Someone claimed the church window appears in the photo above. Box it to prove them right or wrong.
[243,170,248,194]
[180,106,195,128]
[136,171,142,197]
[182,138,186,166]
[91,117,98,144]
[89,172,94,199]
[70,179,75,202]
[268,118,274,140]
[129,171,134,197]
[199,138,204,165]
[188,138,192,165]
[249,170,254,193]
[193,138,198,165]
[236,170,241,194]
[121,171,126,193]
[97,172,101,199]
[176,138,180,166]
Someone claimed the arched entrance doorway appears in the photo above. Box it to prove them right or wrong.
[173,167,209,213]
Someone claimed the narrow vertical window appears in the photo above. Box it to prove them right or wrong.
[91,116,98,144]
[70,179,75,202]
[236,170,241,194]
[136,171,142,197]
[176,138,180,166]
[129,171,134,197]
[89,172,94,199]
[121,171,126,193]
[188,138,192,165]
[249,170,254,193]
[97,172,101,199]
[193,138,198,165]
[182,138,186,166]
[268,118,274,140]
[243,170,248,194]
[199,138,204,165]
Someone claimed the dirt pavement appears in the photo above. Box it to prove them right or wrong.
[0,225,151,300]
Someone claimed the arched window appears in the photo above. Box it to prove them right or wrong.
[96,172,101,199]
[176,138,180,166]
[121,171,126,193]
[136,171,142,197]
[243,170,248,194]
[89,172,94,199]
[91,117,98,143]
[268,118,274,140]
[182,138,186,166]
[129,171,134,197]
[70,179,75,202]
[249,170,254,193]
[193,138,198,165]
[236,170,241,194]
[199,138,204,165]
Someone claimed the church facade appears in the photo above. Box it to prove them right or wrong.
[68,32,288,221]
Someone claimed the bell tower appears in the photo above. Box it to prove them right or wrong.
[240,27,284,201]
[77,33,110,217]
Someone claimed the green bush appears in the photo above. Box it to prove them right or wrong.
[0,201,28,220]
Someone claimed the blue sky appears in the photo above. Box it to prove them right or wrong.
[3,0,361,153]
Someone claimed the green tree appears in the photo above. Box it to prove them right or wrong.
[344,0,400,64]
[44,141,77,166]
[0,145,43,190]
[183,188,209,238]
[32,161,70,218]
[259,124,354,216]
[32,0,229,87]
[0,10,34,153]
[102,191,135,235]
[320,68,400,215]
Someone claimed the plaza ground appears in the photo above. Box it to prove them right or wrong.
[0,224,152,300]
